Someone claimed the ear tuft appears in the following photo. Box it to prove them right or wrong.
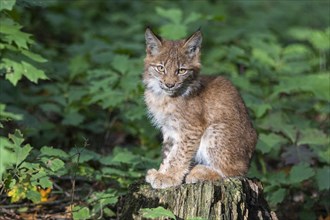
[184,30,202,58]
[145,28,162,56]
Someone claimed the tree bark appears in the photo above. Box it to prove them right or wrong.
[120,177,278,220]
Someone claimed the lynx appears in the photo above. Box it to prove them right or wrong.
[143,28,257,189]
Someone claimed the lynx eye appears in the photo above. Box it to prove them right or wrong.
[155,65,165,73]
[178,68,187,75]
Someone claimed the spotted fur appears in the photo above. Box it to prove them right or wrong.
[143,28,257,189]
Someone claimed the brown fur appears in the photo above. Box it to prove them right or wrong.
[144,28,257,189]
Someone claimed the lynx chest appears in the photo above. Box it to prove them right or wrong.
[144,91,180,129]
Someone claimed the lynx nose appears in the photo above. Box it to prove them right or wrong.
[165,83,175,88]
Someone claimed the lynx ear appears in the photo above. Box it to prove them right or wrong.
[145,28,162,56]
[184,30,202,58]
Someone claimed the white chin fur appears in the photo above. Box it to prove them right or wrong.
[146,77,173,96]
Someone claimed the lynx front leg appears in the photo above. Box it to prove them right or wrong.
[146,132,200,189]
[145,136,182,189]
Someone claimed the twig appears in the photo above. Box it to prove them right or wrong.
[0,207,21,220]
[0,198,72,209]
[52,182,71,197]
[69,138,89,214]
[53,175,92,182]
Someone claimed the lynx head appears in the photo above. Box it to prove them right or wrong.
[144,28,202,97]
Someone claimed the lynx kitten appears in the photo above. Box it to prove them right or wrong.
[143,28,257,189]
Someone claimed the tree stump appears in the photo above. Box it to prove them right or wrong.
[120,177,278,220]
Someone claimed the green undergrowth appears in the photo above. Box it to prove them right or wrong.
[0,0,329,219]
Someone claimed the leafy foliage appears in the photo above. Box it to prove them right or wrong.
[140,206,176,219]
[0,1,329,219]
[0,16,47,85]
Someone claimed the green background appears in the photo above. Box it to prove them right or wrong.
[0,0,329,219]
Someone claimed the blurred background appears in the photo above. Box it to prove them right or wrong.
[0,0,329,219]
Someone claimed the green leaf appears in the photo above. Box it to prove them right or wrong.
[227,45,246,60]
[156,7,182,24]
[288,163,315,184]
[111,55,130,74]
[39,103,61,114]
[30,168,53,188]
[0,0,16,11]
[50,158,65,172]
[140,206,176,219]
[102,207,116,217]
[99,196,118,206]
[257,133,285,154]
[259,112,300,143]
[101,167,126,176]
[21,61,48,83]
[1,58,47,85]
[42,158,65,172]
[69,55,89,78]
[67,87,88,104]
[0,18,33,49]
[184,12,202,25]
[61,112,84,126]
[8,130,32,166]
[87,190,118,205]
[119,73,140,93]
[111,150,139,165]
[69,147,100,163]
[267,171,288,185]
[280,44,312,74]
[124,103,145,121]
[160,24,187,40]
[21,49,47,62]
[2,58,23,85]
[252,48,276,67]
[315,167,330,191]
[40,146,69,159]
[270,73,330,101]
[88,90,126,108]
[73,206,90,220]
[268,188,287,206]
[297,128,329,146]
[39,176,53,189]
[281,125,298,144]
[0,137,16,178]
[0,103,23,121]
[316,147,330,164]
[26,190,41,203]
[252,103,272,118]
[288,28,330,50]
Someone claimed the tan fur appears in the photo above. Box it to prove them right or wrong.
[144,28,257,189]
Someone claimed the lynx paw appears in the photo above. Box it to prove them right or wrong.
[185,173,199,184]
[185,165,221,184]
[145,169,181,189]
